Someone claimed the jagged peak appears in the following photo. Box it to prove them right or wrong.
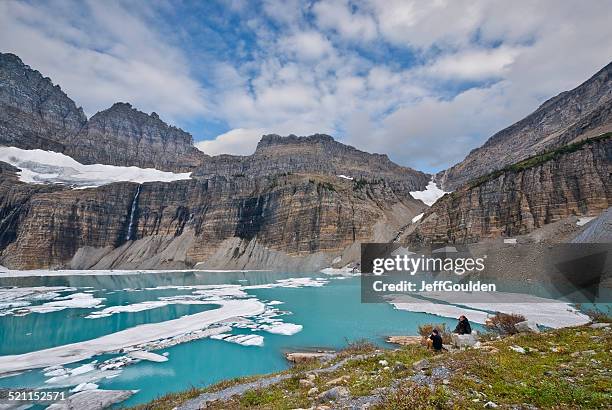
[0,52,25,66]
[258,133,336,146]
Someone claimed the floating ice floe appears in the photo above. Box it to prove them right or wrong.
[244,277,328,289]
[0,286,88,316]
[391,291,591,329]
[210,333,264,346]
[0,146,192,188]
[389,294,490,324]
[128,350,168,363]
[260,322,303,335]
[71,382,99,393]
[0,299,265,375]
[410,179,448,206]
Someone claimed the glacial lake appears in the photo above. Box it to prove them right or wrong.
[0,270,596,408]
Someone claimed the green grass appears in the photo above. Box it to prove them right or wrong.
[132,324,611,410]
[468,132,611,189]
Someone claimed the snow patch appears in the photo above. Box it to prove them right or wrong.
[410,179,448,206]
[337,174,354,180]
[411,213,424,223]
[0,146,191,188]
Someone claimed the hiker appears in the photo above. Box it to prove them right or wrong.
[426,329,443,351]
[454,315,472,335]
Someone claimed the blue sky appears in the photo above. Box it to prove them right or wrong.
[1,0,611,173]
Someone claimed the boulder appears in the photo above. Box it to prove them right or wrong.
[386,336,423,346]
[325,375,349,386]
[515,320,540,333]
[299,378,315,388]
[412,359,430,371]
[451,332,478,348]
[285,352,332,363]
[318,386,350,402]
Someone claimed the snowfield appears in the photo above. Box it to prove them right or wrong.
[0,146,192,188]
[410,179,448,206]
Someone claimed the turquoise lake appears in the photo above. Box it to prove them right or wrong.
[1,270,600,408]
[0,271,471,407]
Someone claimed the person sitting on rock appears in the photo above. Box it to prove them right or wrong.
[426,329,443,351]
[454,315,472,335]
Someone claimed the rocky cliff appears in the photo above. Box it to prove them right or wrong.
[0,170,424,270]
[0,53,206,172]
[193,134,430,192]
[0,53,87,152]
[73,102,205,171]
[438,61,612,190]
[404,135,611,245]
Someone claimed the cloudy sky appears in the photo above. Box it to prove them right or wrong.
[1,0,611,172]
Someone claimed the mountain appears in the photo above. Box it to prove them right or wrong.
[0,53,206,172]
[0,53,87,152]
[404,135,611,245]
[194,133,430,191]
[438,62,612,190]
[0,53,430,270]
[0,170,425,270]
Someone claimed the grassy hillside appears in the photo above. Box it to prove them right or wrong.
[133,320,611,409]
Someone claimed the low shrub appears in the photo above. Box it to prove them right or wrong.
[485,312,526,335]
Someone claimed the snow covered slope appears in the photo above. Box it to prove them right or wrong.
[0,146,192,188]
[409,179,448,206]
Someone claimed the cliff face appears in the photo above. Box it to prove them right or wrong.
[73,103,205,171]
[0,172,424,270]
[406,137,611,245]
[0,53,205,172]
[194,134,430,191]
[439,62,612,190]
[0,53,87,152]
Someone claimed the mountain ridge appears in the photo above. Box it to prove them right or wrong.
[438,61,612,190]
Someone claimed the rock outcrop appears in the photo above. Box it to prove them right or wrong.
[438,61,612,190]
[73,102,205,171]
[0,171,424,270]
[0,53,205,172]
[0,53,87,152]
[194,133,430,191]
[405,136,611,245]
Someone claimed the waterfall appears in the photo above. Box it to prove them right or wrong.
[126,185,141,241]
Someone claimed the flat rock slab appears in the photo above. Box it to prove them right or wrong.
[285,352,334,363]
[386,336,423,346]
[47,389,134,410]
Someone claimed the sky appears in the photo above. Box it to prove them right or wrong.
[1,0,611,173]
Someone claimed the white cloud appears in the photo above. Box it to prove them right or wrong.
[2,0,611,173]
[196,128,266,156]
[280,31,334,61]
[0,0,209,122]
[313,0,377,41]
[422,46,524,80]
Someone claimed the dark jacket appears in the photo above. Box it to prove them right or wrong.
[454,318,472,335]
[429,333,443,350]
